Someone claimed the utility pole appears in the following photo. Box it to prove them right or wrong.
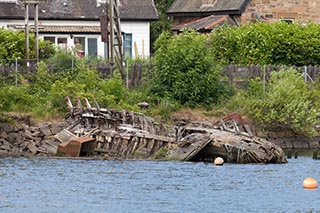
[24,3,29,71]
[21,0,45,69]
[34,3,39,63]
[109,0,115,67]
[101,0,125,81]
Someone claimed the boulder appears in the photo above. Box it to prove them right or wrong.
[40,125,52,137]
[0,131,8,140]
[7,132,21,145]
[26,142,38,154]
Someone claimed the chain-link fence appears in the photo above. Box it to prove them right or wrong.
[2,59,318,88]
[222,64,320,89]
[0,58,154,88]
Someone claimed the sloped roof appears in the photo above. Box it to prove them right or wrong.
[0,0,159,21]
[167,0,249,16]
[171,15,237,33]
[8,24,101,33]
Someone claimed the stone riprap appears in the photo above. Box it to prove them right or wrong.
[0,121,68,157]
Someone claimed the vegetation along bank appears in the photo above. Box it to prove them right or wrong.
[1,22,320,158]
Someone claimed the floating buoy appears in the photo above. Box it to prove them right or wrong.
[303,177,318,189]
[214,157,224,166]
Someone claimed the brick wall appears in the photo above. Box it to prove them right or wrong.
[241,0,320,24]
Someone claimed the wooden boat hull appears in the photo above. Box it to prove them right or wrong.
[168,131,288,164]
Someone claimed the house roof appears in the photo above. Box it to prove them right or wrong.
[0,0,159,21]
[171,15,237,33]
[167,0,249,16]
[8,24,101,33]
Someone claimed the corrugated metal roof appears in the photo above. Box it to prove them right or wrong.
[0,0,159,21]
[171,15,236,32]
[167,0,249,15]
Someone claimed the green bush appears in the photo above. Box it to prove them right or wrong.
[0,84,34,112]
[151,30,232,107]
[244,69,320,136]
[43,49,76,74]
[209,21,320,66]
[0,28,55,64]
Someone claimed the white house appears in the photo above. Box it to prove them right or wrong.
[0,0,159,58]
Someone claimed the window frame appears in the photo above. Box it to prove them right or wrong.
[123,33,132,58]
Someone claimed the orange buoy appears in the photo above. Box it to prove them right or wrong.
[214,157,224,166]
[303,177,318,189]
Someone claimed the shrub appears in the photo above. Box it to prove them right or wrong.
[209,22,320,66]
[0,28,55,64]
[151,30,232,107]
[244,69,320,136]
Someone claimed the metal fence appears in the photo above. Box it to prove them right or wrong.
[1,59,319,88]
[0,58,154,88]
[222,64,320,86]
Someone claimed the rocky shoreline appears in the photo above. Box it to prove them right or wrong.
[0,113,319,159]
[0,117,68,157]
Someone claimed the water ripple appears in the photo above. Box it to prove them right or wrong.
[0,157,319,212]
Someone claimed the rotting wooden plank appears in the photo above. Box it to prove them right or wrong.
[134,132,176,143]
[54,129,78,143]
[167,133,213,161]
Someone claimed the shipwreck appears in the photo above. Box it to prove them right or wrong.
[54,97,287,164]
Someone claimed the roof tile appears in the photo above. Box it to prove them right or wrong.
[167,0,249,15]
[0,0,159,20]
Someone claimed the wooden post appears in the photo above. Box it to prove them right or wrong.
[313,148,319,160]
[34,3,39,63]
[134,41,138,57]
[142,39,145,58]
[25,3,29,71]
[287,149,292,159]
[109,0,114,67]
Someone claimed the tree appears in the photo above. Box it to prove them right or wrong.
[150,0,175,53]
[209,21,320,66]
[151,30,232,107]
[0,28,55,64]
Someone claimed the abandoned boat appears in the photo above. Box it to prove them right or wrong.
[54,97,287,163]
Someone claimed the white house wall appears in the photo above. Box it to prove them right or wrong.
[0,19,151,58]
[121,22,150,58]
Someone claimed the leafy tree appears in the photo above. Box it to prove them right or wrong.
[209,21,320,66]
[151,30,232,107]
[150,0,174,53]
[0,28,55,64]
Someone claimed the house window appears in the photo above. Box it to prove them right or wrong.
[74,37,86,55]
[265,14,273,18]
[43,36,55,44]
[88,38,97,56]
[57,37,68,49]
[282,19,294,24]
[124,33,132,58]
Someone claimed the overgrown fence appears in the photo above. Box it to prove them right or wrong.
[0,58,154,88]
[222,64,320,87]
[1,59,320,88]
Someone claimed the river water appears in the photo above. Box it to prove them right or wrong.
[0,157,319,213]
